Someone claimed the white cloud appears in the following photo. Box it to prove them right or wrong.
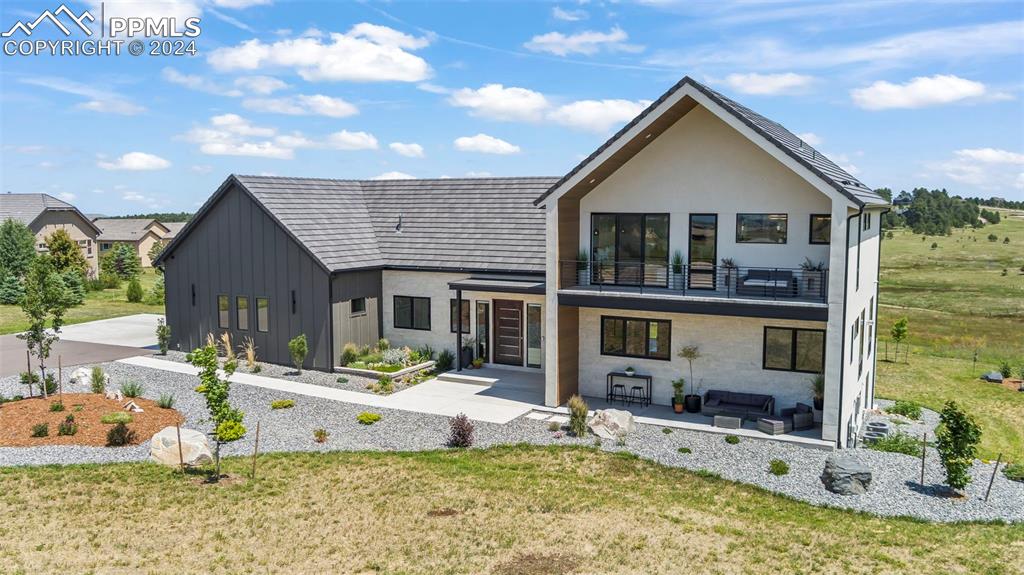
[371,171,416,180]
[389,142,424,158]
[326,130,379,150]
[524,27,643,56]
[20,76,145,115]
[954,148,1024,164]
[242,94,359,117]
[208,23,432,82]
[927,147,1024,191]
[162,67,242,96]
[57,192,76,201]
[190,164,213,174]
[552,6,588,21]
[796,132,823,146]
[722,72,815,95]
[234,75,289,94]
[97,152,171,171]
[210,0,271,8]
[184,114,292,158]
[548,99,651,133]
[209,113,275,137]
[417,82,450,95]
[851,75,990,110]
[453,134,520,154]
[449,84,550,122]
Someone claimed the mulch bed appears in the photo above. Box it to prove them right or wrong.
[0,393,183,447]
[998,378,1023,392]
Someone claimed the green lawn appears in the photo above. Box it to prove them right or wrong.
[0,446,1019,574]
[877,214,1024,462]
[0,268,164,335]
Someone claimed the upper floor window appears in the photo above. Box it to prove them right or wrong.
[218,295,229,329]
[763,327,825,373]
[809,214,831,244]
[450,299,471,333]
[736,214,787,244]
[591,213,669,287]
[394,295,430,331]
[236,296,249,331]
[600,316,671,360]
[256,297,269,332]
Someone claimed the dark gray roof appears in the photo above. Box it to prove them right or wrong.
[162,221,187,238]
[93,218,168,241]
[230,176,556,273]
[0,193,101,234]
[535,76,886,207]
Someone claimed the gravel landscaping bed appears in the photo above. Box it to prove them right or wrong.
[2,361,1021,523]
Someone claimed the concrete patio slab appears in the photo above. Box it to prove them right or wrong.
[60,314,164,348]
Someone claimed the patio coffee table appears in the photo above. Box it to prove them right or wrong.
[757,418,787,435]
[713,414,742,429]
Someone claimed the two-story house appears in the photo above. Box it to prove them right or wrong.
[156,77,887,449]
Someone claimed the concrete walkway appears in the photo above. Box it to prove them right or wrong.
[117,356,538,424]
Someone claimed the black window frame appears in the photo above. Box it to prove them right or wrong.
[589,212,671,288]
[863,212,872,231]
[809,214,831,244]
[449,298,471,334]
[256,296,269,333]
[217,294,229,329]
[393,295,431,331]
[736,213,788,244]
[599,315,672,361]
[236,295,249,331]
[350,297,367,316]
[762,326,826,374]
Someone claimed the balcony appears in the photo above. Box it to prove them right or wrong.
[559,260,829,304]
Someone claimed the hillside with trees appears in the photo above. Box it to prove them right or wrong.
[875,188,1014,235]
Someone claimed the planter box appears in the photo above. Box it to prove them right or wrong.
[335,360,435,381]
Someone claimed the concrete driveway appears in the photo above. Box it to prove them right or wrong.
[59,314,163,348]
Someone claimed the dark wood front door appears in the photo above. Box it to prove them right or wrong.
[493,299,523,366]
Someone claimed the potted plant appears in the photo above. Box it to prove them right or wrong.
[671,250,684,289]
[576,249,589,285]
[671,378,686,413]
[800,257,826,297]
[720,258,737,291]
[624,366,636,377]
[810,373,825,411]
[471,357,484,369]
[677,345,703,413]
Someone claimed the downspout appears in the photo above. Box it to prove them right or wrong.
[869,208,891,410]
[328,273,336,373]
[456,288,463,372]
[836,206,863,449]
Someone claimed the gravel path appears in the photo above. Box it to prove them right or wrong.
[1,361,1021,523]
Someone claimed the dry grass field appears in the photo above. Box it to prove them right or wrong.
[1,446,1021,575]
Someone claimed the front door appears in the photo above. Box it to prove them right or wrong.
[493,299,523,366]
[688,214,718,290]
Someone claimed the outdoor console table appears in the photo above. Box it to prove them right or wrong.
[606,372,652,407]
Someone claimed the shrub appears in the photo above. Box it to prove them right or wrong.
[313,428,329,443]
[998,361,1012,379]
[416,345,435,361]
[336,377,349,384]
[547,421,561,432]
[768,459,790,476]
[19,371,39,394]
[376,375,394,393]
[101,243,141,280]
[126,277,143,303]
[271,399,295,410]
[1003,462,1024,483]
[156,318,171,355]
[435,349,455,372]
[886,400,922,420]
[61,269,85,306]
[935,401,982,491]
[288,334,308,374]
[382,347,408,366]
[215,420,246,442]
[724,435,740,444]
[930,242,938,249]
[1004,237,1011,244]
[987,233,998,242]
[42,374,57,396]
[377,338,390,351]
[869,432,922,457]
[101,412,133,425]
[121,381,143,398]
[97,272,121,289]
[240,335,258,370]
[341,342,359,366]
[448,413,474,448]
[0,273,25,305]
[58,415,77,436]
[677,447,692,454]
[356,412,381,425]
[90,366,106,394]
[49,401,64,412]
[30,423,48,437]
[662,427,673,435]
[157,394,175,409]
[567,394,588,437]
[146,275,165,305]
[106,422,136,446]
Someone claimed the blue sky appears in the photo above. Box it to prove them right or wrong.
[1,0,1022,215]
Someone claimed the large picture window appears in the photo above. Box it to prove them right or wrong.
[809,214,831,244]
[600,316,671,360]
[763,326,825,373]
[218,295,229,329]
[737,214,788,244]
[394,296,430,330]
[450,299,471,333]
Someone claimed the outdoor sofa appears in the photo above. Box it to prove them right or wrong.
[701,390,775,421]
[736,269,798,297]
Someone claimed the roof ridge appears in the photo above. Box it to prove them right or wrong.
[237,174,559,184]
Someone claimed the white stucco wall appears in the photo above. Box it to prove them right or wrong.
[381,269,545,369]
[575,307,826,412]
[577,105,832,271]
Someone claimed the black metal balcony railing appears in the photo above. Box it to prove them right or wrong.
[559,260,829,303]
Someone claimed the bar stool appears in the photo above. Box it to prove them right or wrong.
[628,385,647,407]
[609,383,626,404]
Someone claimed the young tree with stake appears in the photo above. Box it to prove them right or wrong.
[18,256,74,399]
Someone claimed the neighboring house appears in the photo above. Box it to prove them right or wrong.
[162,221,186,240]
[93,218,171,267]
[0,192,101,276]
[157,76,887,448]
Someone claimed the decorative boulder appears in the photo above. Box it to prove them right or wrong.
[149,427,213,467]
[820,455,872,495]
[588,409,636,440]
[70,367,107,391]
[981,371,1005,383]
[105,389,124,401]
[123,400,144,413]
